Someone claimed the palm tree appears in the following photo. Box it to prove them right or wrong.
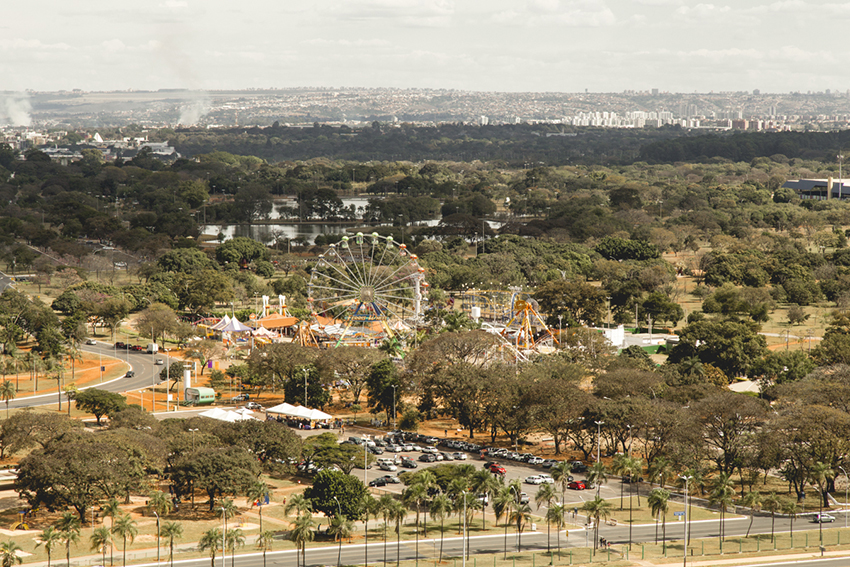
[742,491,762,538]
[0,541,22,567]
[90,527,112,567]
[547,504,566,555]
[110,514,138,567]
[256,530,275,567]
[246,481,270,533]
[0,380,15,418]
[509,502,532,553]
[809,461,834,549]
[550,461,572,504]
[611,454,629,509]
[159,522,183,567]
[647,457,673,488]
[648,488,670,549]
[55,511,81,567]
[535,483,557,554]
[469,469,499,530]
[493,485,514,559]
[220,498,239,522]
[582,496,613,552]
[37,526,63,567]
[377,493,395,567]
[429,494,452,563]
[101,498,121,566]
[587,461,608,497]
[762,492,781,541]
[197,528,221,567]
[360,494,378,567]
[782,500,799,538]
[402,484,426,560]
[708,473,735,551]
[389,499,407,565]
[148,490,173,517]
[284,494,312,519]
[225,528,244,567]
[289,513,315,567]
[327,516,354,567]
[410,470,438,535]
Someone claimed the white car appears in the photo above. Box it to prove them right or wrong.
[528,457,544,465]
[402,444,415,451]
[421,446,438,454]
[525,475,544,485]
[379,462,398,472]
[85,339,97,345]
[813,514,835,523]
[452,452,468,460]
[538,474,555,484]
[154,358,165,365]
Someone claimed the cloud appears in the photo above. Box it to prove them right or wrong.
[491,0,616,26]
[675,3,731,16]
[332,0,455,26]
[0,39,70,51]
[159,0,189,11]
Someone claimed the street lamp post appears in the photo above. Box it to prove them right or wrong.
[841,466,849,529]
[679,475,692,567]
[509,485,520,555]
[221,507,227,567]
[391,384,397,430]
[303,367,308,407]
[189,428,199,450]
[153,511,160,564]
[333,496,343,567]
[595,420,604,496]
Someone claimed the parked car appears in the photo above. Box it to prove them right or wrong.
[569,461,587,473]
[519,492,530,504]
[379,462,397,472]
[400,458,418,469]
[367,446,384,455]
[525,475,544,485]
[488,464,507,475]
[231,393,249,402]
[154,358,165,365]
[440,452,454,461]
[538,474,555,484]
[527,457,544,465]
[369,478,388,488]
[421,446,438,454]
[114,342,126,349]
[245,402,264,410]
[452,452,468,460]
[381,475,401,484]
[813,514,835,523]
[419,454,437,463]
[568,481,587,490]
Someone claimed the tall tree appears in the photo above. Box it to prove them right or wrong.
[110,514,138,567]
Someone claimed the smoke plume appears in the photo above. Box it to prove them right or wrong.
[0,94,33,127]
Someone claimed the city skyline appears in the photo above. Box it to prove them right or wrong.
[3,0,850,96]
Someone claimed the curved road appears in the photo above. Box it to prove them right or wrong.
[9,342,170,410]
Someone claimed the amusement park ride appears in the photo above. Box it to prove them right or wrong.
[307,232,427,349]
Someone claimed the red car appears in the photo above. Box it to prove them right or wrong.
[488,464,507,475]
[568,480,587,490]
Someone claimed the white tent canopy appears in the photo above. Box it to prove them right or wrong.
[198,407,259,422]
[266,402,332,421]
[220,317,252,333]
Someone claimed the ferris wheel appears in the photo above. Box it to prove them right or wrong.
[308,232,427,342]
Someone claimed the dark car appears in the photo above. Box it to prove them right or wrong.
[381,475,401,484]
[115,342,126,349]
[125,371,135,378]
[368,477,388,488]
[569,461,587,473]
[400,458,418,469]
[368,446,384,455]
[419,454,437,463]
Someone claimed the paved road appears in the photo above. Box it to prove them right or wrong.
[9,342,173,410]
[0,269,14,292]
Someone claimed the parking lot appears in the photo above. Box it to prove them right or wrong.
[346,431,622,519]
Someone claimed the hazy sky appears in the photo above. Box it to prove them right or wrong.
[2,0,849,93]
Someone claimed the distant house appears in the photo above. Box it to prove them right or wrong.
[783,178,850,200]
